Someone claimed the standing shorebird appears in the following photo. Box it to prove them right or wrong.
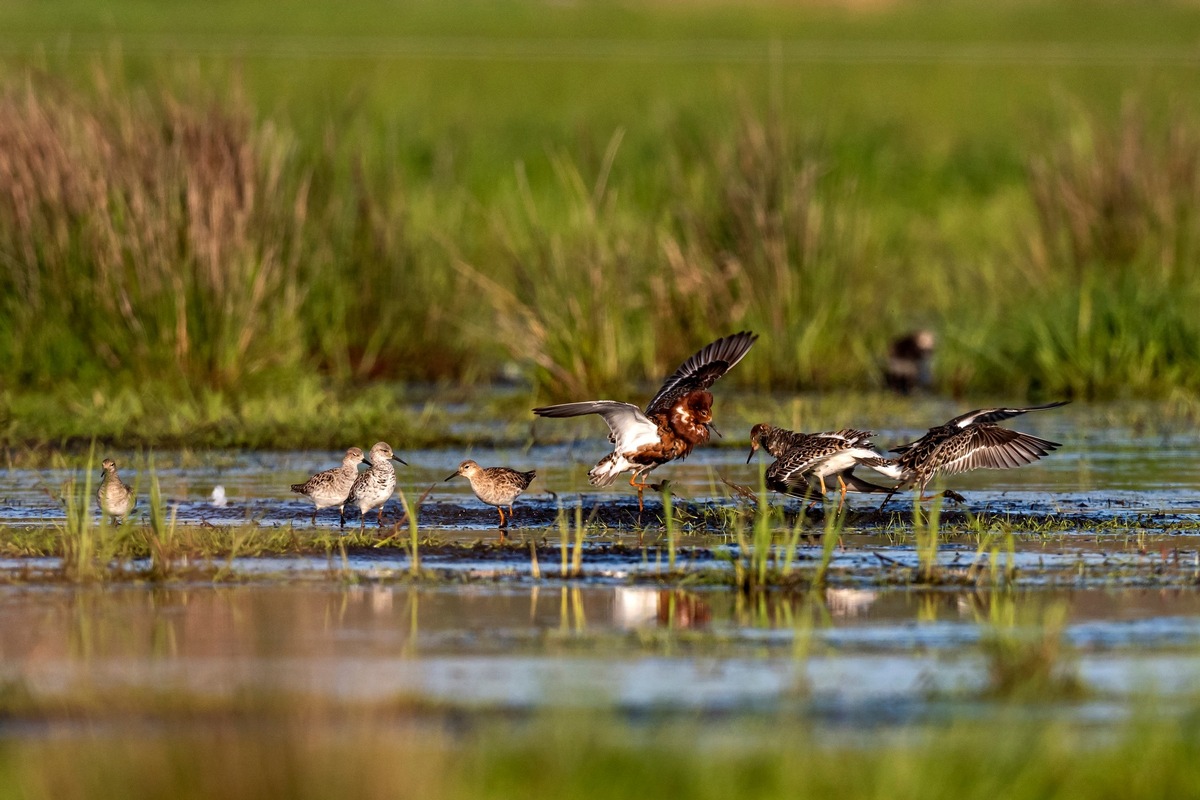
[290,447,366,527]
[97,458,135,521]
[445,460,536,531]
[747,424,890,510]
[346,442,407,529]
[533,331,758,511]
[866,401,1069,509]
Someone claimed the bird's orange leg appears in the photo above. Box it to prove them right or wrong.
[807,474,830,512]
[837,474,849,513]
[630,472,650,512]
[497,506,507,528]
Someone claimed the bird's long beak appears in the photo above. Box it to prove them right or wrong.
[746,443,758,464]
[444,472,459,482]
[707,422,722,438]
[392,456,408,466]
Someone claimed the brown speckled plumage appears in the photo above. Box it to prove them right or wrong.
[747,423,889,509]
[291,446,366,526]
[866,401,1068,508]
[445,459,536,531]
[346,442,407,529]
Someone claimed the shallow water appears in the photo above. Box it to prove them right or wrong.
[2,403,1200,726]
[2,583,1200,723]
[1,402,1199,529]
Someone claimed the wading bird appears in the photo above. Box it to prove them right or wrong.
[97,458,135,522]
[445,459,536,533]
[346,442,407,529]
[291,447,366,526]
[746,423,890,511]
[533,331,758,510]
[865,401,1069,509]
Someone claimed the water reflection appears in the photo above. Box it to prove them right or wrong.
[613,589,713,630]
[4,584,1200,710]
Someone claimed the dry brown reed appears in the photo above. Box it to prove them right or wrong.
[0,77,307,388]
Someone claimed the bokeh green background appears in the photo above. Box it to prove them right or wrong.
[3,0,1200,447]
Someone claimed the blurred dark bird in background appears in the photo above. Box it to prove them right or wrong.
[884,329,935,394]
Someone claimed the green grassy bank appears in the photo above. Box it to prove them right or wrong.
[2,0,1200,447]
[0,711,1198,800]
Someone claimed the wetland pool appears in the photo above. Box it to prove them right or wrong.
[1,582,1200,732]
[0,403,1199,730]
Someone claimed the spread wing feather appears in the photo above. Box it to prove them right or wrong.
[932,427,1061,477]
[533,401,661,454]
[645,331,758,416]
[947,401,1070,428]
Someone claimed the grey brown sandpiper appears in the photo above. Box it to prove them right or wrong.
[445,459,536,531]
[290,446,366,527]
[97,458,134,521]
[346,442,407,529]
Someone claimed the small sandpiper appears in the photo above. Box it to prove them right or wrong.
[290,446,366,527]
[346,442,407,529]
[445,459,536,532]
[864,401,1069,508]
[747,424,890,510]
[97,458,135,521]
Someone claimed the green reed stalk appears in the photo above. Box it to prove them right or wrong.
[664,489,677,573]
[571,501,584,577]
[558,500,570,577]
[145,456,178,579]
[780,511,805,578]
[61,443,98,581]
[397,489,420,576]
[814,510,844,588]
[913,494,943,582]
[751,468,774,587]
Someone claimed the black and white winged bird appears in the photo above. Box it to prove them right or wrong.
[532,331,758,510]
[864,401,1069,508]
[746,423,891,511]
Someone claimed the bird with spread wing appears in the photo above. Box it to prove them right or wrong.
[863,401,1069,508]
[533,331,758,510]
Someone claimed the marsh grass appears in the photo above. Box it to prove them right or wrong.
[58,445,144,581]
[913,495,944,583]
[143,457,181,579]
[4,38,1200,435]
[813,511,844,588]
[2,706,1200,799]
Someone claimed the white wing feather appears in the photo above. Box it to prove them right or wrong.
[533,401,661,455]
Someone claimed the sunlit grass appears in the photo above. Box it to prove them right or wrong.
[0,707,1199,800]
[2,1,1200,440]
